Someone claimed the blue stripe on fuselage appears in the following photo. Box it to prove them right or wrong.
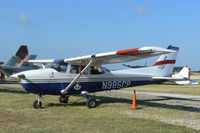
[21,80,165,95]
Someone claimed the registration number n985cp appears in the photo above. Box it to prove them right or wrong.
[102,81,131,89]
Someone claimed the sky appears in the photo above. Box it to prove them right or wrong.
[0,0,200,70]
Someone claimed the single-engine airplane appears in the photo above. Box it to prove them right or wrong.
[11,45,189,109]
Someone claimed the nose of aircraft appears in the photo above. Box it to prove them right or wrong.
[11,73,26,79]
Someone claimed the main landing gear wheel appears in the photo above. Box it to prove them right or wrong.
[82,91,97,108]
[59,95,69,103]
[33,95,42,109]
[86,98,96,108]
[33,100,42,109]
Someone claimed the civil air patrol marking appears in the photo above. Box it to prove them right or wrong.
[74,82,81,90]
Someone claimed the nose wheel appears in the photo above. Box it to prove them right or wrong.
[59,95,69,103]
[33,95,42,109]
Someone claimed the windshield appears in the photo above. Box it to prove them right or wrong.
[46,60,68,72]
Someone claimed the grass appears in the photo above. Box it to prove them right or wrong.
[124,82,200,95]
[0,86,199,133]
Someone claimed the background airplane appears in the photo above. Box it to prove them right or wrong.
[0,45,37,82]
[122,63,147,68]
[12,45,190,109]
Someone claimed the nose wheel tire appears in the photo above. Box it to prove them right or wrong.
[59,95,69,103]
[86,98,96,108]
[33,100,42,109]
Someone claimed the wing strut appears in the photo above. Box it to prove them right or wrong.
[61,60,93,94]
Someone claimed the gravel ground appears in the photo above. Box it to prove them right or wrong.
[0,83,22,88]
[1,83,200,130]
[95,90,200,130]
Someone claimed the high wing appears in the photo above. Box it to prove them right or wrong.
[64,46,175,66]
[25,46,175,66]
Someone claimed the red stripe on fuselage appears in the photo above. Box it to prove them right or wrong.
[153,60,176,66]
[116,48,139,55]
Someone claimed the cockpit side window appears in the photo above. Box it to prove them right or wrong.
[59,65,68,72]
[70,65,79,74]
[70,65,87,74]
[90,67,105,75]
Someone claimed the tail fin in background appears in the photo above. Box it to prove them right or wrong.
[173,66,198,85]
[1,45,28,67]
[15,45,29,66]
[173,66,189,79]
[15,45,28,60]
[18,55,37,68]
[152,65,197,85]
[2,56,20,67]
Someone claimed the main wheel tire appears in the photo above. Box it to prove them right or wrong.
[33,100,42,109]
[59,95,69,103]
[86,98,96,108]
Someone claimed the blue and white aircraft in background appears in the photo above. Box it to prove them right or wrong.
[11,45,189,109]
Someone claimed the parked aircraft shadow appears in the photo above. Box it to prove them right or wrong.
[0,81,19,84]
[47,103,68,107]
[0,88,26,94]
[47,95,200,113]
[64,96,131,108]
[47,97,85,107]
[143,96,200,102]
[138,99,200,113]
[46,96,123,108]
